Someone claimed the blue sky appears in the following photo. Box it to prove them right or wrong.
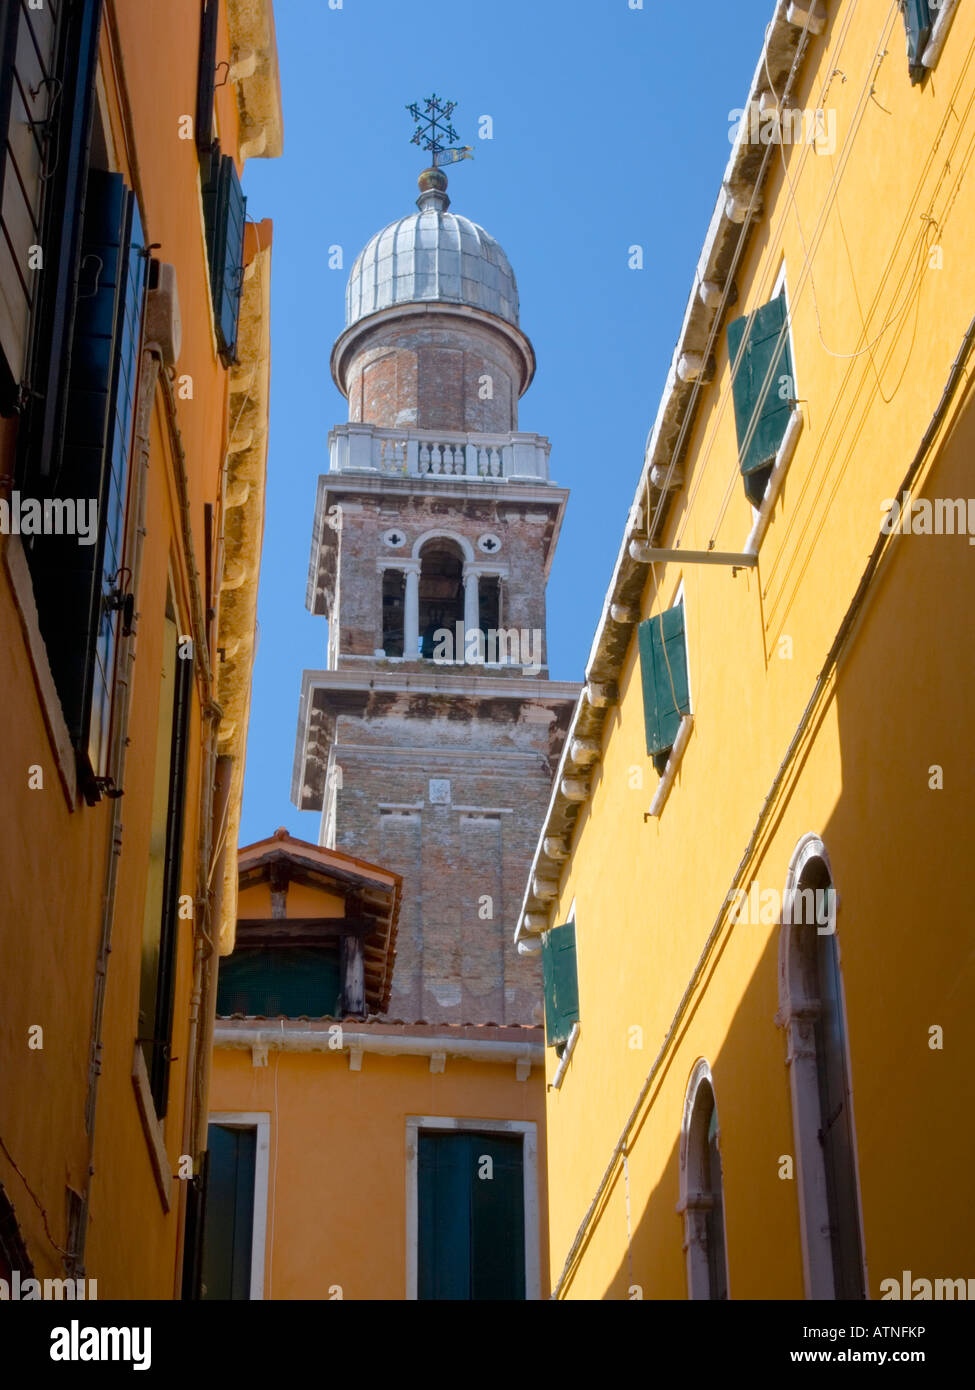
[238,0,776,846]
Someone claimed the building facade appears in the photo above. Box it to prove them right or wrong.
[517,0,975,1299]
[207,831,548,1300]
[0,0,281,1297]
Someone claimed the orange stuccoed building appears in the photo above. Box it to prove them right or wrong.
[0,1,281,1297]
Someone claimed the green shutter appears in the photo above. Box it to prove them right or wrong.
[542,921,579,1048]
[901,1,932,80]
[637,602,690,758]
[30,171,138,766]
[202,145,246,364]
[418,1132,526,1300]
[727,292,794,476]
[216,947,343,1018]
[201,1125,256,1301]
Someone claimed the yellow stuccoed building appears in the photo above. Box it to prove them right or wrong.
[516,0,975,1300]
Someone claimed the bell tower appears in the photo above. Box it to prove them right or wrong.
[292,155,579,1025]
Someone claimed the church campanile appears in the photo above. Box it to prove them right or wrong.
[291,161,579,1025]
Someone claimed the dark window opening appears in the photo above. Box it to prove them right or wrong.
[744,462,774,509]
[138,607,193,1117]
[216,945,342,1019]
[382,568,405,657]
[479,575,501,637]
[196,0,220,151]
[419,540,463,659]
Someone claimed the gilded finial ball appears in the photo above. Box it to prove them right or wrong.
[418,166,448,194]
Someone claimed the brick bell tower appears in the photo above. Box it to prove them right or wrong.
[291,164,579,1025]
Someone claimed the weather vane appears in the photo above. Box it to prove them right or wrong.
[406,94,473,169]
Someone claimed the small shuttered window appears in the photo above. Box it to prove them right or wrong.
[201,142,246,365]
[541,921,579,1048]
[901,1,933,81]
[0,0,59,412]
[195,0,220,152]
[28,169,147,782]
[727,291,795,478]
[216,946,343,1018]
[637,601,691,762]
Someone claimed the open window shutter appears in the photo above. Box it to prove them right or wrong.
[203,148,246,365]
[727,293,794,476]
[30,171,132,761]
[901,1,932,78]
[181,1149,210,1300]
[151,640,194,1115]
[542,921,579,1047]
[637,602,690,757]
[195,0,220,152]
[0,0,58,411]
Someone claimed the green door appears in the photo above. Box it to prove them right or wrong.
[201,1124,256,1300]
[418,1132,526,1300]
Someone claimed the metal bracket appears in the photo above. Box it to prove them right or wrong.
[629,541,758,576]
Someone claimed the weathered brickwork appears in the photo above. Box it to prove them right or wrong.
[294,197,579,1026]
[345,316,521,433]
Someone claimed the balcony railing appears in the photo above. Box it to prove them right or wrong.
[327,423,552,483]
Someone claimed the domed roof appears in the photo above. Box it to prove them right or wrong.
[345,208,520,330]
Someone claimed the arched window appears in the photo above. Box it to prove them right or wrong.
[679,1061,729,1299]
[418,539,464,659]
[777,836,865,1299]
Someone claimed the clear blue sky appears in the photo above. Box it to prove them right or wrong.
[238,0,776,847]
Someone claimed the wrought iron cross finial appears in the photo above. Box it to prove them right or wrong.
[406,94,471,168]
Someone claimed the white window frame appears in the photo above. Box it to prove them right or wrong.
[920,0,961,73]
[207,1111,272,1300]
[404,1116,541,1301]
[774,835,869,1300]
[677,1059,731,1300]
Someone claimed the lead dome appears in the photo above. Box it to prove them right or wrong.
[345,206,520,330]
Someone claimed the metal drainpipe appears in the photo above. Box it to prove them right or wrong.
[551,314,975,1299]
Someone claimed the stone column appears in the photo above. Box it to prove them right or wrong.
[404,562,420,658]
[463,569,482,663]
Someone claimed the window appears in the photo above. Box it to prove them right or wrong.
[216,946,342,1018]
[408,1122,539,1301]
[778,837,866,1299]
[200,141,246,365]
[479,575,501,635]
[9,3,148,798]
[195,0,220,152]
[727,288,796,508]
[418,538,463,658]
[137,605,193,1117]
[679,1063,730,1300]
[382,567,405,656]
[200,1115,270,1301]
[901,1,933,82]
[541,920,579,1050]
[0,0,59,412]
[637,599,691,776]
